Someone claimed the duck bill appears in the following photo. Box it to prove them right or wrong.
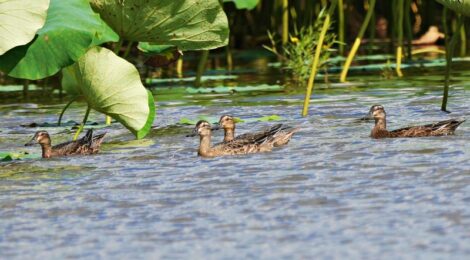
[186,127,199,137]
[211,123,220,131]
[24,138,36,146]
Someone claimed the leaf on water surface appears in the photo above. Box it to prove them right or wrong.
[146,75,238,84]
[0,0,119,80]
[178,115,281,125]
[0,0,49,55]
[63,47,155,139]
[20,120,101,128]
[90,0,229,51]
[0,151,40,162]
[223,0,260,10]
[185,84,283,94]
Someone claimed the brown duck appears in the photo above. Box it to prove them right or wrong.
[217,115,298,147]
[25,129,106,158]
[193,120,295,157]
[369,105,465,138]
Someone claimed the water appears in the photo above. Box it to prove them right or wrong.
[1,62,470,259]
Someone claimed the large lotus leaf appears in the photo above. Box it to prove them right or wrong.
[436,0,470,16]
[0,0,49,55]
[223,0,260,10]
[67,47,155,139]
[90,0,229,50]
[0,0,119,80]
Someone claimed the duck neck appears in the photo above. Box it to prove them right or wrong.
[374,117,387,130]
[224,127,234,142]
[40,144,52,158]
[198,135,212,156]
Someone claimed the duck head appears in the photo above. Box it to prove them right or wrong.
[193,120,212,137]
[369,105,386,120]
[25,131,51,146]
[219,115,235,130]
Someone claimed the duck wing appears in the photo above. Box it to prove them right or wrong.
[215,124,284,146]
[389,119,465,137]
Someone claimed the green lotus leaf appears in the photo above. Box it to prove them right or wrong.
[90,0,229,50]
[223,0,260,10]
[0,0,49,55]
[0,0,119,80]
[66,47,155,139]
[436,0,470,16]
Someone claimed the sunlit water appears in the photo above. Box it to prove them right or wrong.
[1,61,470,258]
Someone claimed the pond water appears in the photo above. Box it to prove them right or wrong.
[1,57,470,258]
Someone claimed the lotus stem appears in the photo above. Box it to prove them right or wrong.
[226,45,233,71]
[460,18,466,57]
[302,0,337,117]
[339,0,376,82]
[176,56,183,78]
[442,11,463,112]
[122,41,134,59]
[105,115,112,125]
[282,0,288,46]
[195,50,209,87]
[404,0,413,59]
[113,39,123,55]
[58,97,78,126]
[396,0,404,77]
[73,106,91,141]
[338,0,344,55]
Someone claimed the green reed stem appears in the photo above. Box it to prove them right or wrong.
[442,11,463,112]
[302,0,337,116]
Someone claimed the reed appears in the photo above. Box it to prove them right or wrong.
[339,0,376,82]
[302,1,338,117]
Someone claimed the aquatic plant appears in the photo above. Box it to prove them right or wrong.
[0,0,229,139]
[339,0,376,82]
[302,1,338,117]
[435,0,468,112]
[264,9,337,85]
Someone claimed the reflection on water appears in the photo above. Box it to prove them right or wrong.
[1,66,470,258]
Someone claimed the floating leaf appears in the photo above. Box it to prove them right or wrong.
[0,0,119,80]
[65,47,155,139]
[90,0,229,50]
[0,0,49,55]
[178,115,281,125]
[0,151,39,161]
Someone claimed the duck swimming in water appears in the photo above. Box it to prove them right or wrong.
[25,129,106,158]
[193,120,296,157]
[369,105,465,139]
[217,115,298,147]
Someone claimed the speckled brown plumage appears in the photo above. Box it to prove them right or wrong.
[193,120,282,157]
[25,129,106,158]
[369,105,465,139]
[217,115,298,147]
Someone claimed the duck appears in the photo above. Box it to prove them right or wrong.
[25,129,106,158]
[217,115,298,147]
[369,105,465,138]
[193,120,289,157]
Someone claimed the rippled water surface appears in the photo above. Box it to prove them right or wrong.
[1,63,470,258]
